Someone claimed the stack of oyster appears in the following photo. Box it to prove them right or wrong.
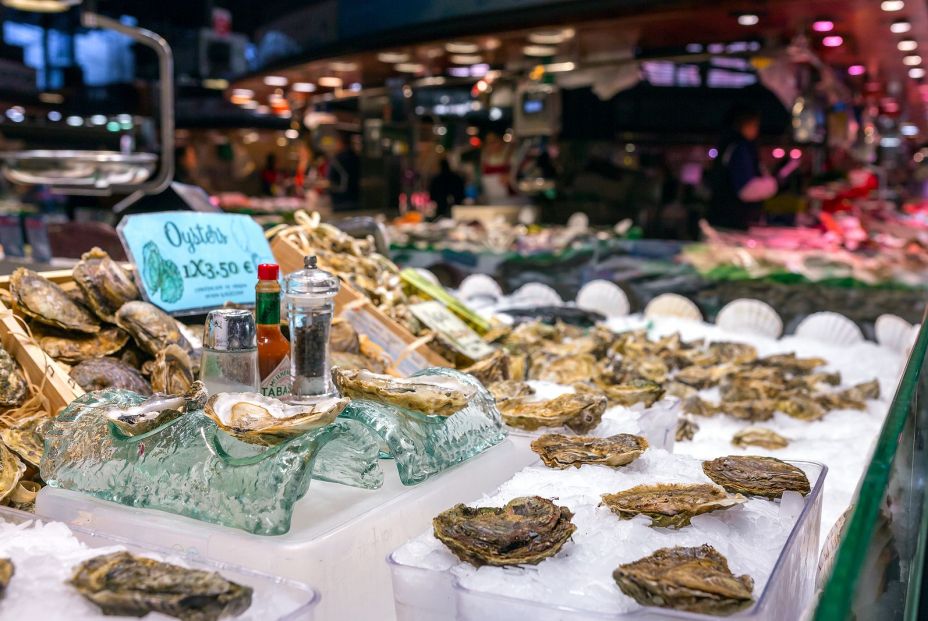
[0,342,43,510]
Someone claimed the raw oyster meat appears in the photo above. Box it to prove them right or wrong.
[205,392,348,445]
[0,419,43,467]
[596,378,664,407]
[9,268,100,334]
[0,440,25,502]
[676,416,699,442]
[70,357,152,395]
[488,380,535,404]
[499,392,607,433]
[462,350,510,385]
[72,247,140,323]
[0,345,27,407]
[33,324,129,364]
[0,558,11,599]
[433,496,576,567]
[601,483,745,528]
[70,551,252,621]
[150,344,195,395]
[105,381,208,436]
[613,544,754,615]
[703,455,811,498]
[732,426,789,450]
[115,301,192,356]
[531,433,648,469]
[332,368,475,416]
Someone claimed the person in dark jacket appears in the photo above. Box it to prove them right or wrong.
[429,158,465,219]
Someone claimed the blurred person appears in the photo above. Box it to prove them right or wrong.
[480,131,513,202]
[429,158,465,219]
[260,153,280,196]
[328,133,360,210]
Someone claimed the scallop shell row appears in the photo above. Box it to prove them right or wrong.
[458,274,503,303]
[644,293,702,321]
[510,282,563,307]
[575,280,630,318]
[795,312,863,346]
[874,314,918,353]
[716,299,783,339]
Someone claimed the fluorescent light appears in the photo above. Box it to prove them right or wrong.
[349,82,362,91]
[737,14,759,26]
[523,45,557,57]
[904,54,922,66]
[881,1,904,11]
[1,0,79,12]
[263,76,288,87]
[292,82,316,93]
[812,20,834,32]
[450,54,482,64]
[901,123,919,136]
[318,76,343,88]
[910,67,926,79]
[90,114,107,125]
[47,110,61,121]
[899,39,918,52]
[329,61,358,72]
[686,43,704,53]
[772,147,785,158]
[545,61,576,72]
[528,28,574,44]
[395,62,425,73]
[65,115,82,126]
[377,52,409,63]
[285,129,299,139]
[891,20,912,33]
[822,36,843,47]
[445,42,479,54]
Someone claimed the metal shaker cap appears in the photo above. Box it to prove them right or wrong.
[204,309,257,351]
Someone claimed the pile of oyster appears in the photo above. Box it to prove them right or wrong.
[0,343,42,511]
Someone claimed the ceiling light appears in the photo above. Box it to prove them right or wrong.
[423,47,445,58]
[90,114,107,125]
[545,61,576,72]
[445,42,479,54]
[812,20,834,33]
[0,0,79,12]
[904,54,922,66]
[241,100,258,109]
[232,89,254,99]
[292,82,316,93]
[910,67,926,79]
[318,76,343,88]
[881,1,904,11]
[848,64,866,76]
[772,147,785,158]
[38,92,64,104]
[523,45,557,57]
[329,61,358,72]
[47,110,61,121]
[822,35,843,47]
[65,115,82,126]
[377,51,409,63]
[264,76,288,86]
[898,39,918,52]
[450,54,482,64]
[685,43,704,53]
[277,137,287,147]
[395,62,425,73]
[483,37,501,50]
[737,14,759,26]
[891,20,912,34]
[284,129,299,139]
[901,123,919,135]
[528,28,574,44]
[349,82,362,92]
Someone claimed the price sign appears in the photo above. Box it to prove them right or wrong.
[118,212,275,315]
[409,301,496,362]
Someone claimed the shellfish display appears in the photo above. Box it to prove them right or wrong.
[204,392,348,445]
[732,426,789,450]
[703,455,811,498]
[332,368,475,416]
[150,344,195,395]
[32,325,129,364]
[70,357,152,395]
[530,433,648,469]
[0,440,25,503]
[0,558,11,599]
[115,301,193,357]
[498,392,607,434]
[105,381,208,436]
[72,247,140,323]
[601,483,746,528]
[0,345,27,408]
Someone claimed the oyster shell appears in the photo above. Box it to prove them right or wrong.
[488,380,535,404]
[72,247,140,323]
[70,357,152,395]
[756,353,825,373]
[841,379,881,402]
[708,341,758,365]
[105,381,207,436]
[596,378,664,407]
[150,344,195,395]
[0,345,27,407]
[462,350,510,385]
[682,396,716,417]
[531,433,648,469]
[70,551,252,621]
[676,416,699,442]
[332,368,475,416]
[33,324,129,364]
[732,426,789,450]
[330,317,360,354]
[530,353,597,384]
[720,400,775,422]
[674,364,733,389]
[432,496,576,567]
[0,558,11,599]
[9,268,100,334]
[331,351,388,374]
[499,392,607,433]
[115,301,192,357]
[205,392,348,445]
[0,440,25,502]
[703,455,811,498]
[601,483,745,528]
[613,544,754,615]
[0,419,43,467]
[776,397,825,421]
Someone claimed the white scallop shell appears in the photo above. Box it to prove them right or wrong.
[643,293,703,321]
[575,280,630,318]
[457,274,503,302]
[715,299,783,338]
[794,312,863,346]
[413,268,440,286]
[510,282,563,307]
[875,314,917,353]
[566,212,589,231]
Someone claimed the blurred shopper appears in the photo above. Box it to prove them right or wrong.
[260,153,280,196]
[429,158,465,219]
[481,132,513,202]
[329,133,360,211]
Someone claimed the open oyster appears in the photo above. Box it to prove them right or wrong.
[105,382,207,436]
[0,558,11,598]
[332,368,475,416]
[676,416,699,442]
[703,455,811,498]
[9,268,100,334]
[70,551,252,621]
[0,420,43,467]
[33,325,129,364]
[150,344,195,395]
[0,441,25,503]
[596,378,664,407]
[115,301,192,357]
[462,350,510,385]
[0,345,27,407]
[499,392,607,433]
[530,353,597,384]
[531,433,648,469]
[70,357,152,395]
[72,247,140,323]
[205,392,348,445]
[602,483,746,528]
[732,427,789,450]
[433,496,576,567]
[614,544,754,615]
[488,380,535,404]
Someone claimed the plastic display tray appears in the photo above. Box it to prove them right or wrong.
[389,460,826,621]
[36,438,536,621]
[0,505,318,620]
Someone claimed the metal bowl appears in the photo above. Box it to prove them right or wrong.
[0,150,157,189]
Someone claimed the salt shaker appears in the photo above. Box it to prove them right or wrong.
[284,255,339,400]
[200,309,260,394]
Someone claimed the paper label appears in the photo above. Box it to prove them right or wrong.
[409,301,495,361]
[261,355,292,398]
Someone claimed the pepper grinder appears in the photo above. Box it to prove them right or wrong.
[283,255,339,401]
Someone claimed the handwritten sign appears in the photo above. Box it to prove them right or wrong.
[118,212,275,314]
[409,301,495,362]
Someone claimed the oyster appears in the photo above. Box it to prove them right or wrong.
[499,392,607,433]
[0,420,43,467]
[150,344,195,395]
[115,301,192,357]
[70,357,152,395]
[601,483,745,528]
[613,544,754,615]
[105,381,207,436]
[462,350,509,385]
[676,416,699,442]
[703,455,811,498]
[332,368,475,416]
[674,364,732,389]
[732,427,789,450]
[330,317,360,354]
[720,377,781,402]
[70,551,252,621]
[9,268,100,334]
[720,400,776,422]
[756,353,825,373]
[530,353,597,384]
[0,558,11,599]
[776,397,825,421]
[682,396,716,417]
[0,440,25,502]
[488,380,535,404]
[33,324,129,364]
[841,379,881,402]
[331,351,388,374]
[597,378,664,407]
[708,341,758,365]
[531,433,648,469]
[205,392,348,445]
[72,247,140,323]
[0,345,27,407]
[432,496,576,567]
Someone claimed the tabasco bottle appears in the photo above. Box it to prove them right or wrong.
[256,263,291,397]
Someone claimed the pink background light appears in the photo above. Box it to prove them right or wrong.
[790,148,802,159]
[823,35,844,47]
[848,64,866,76]
[772,147,786,158]
[812,20,834,32]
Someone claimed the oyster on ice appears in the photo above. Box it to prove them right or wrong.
[330,351,388,374]
[115,301,192,356]
[332,368,475,416]
[732,427,789,450]
[674,364,733,389]
[530,353,597,384]
[433,496,576,567]
[596,378,664,407]
[703,455,811,498]
[70,551,252,621]
[70,357,152,395]
[0,419,43,467]
[0,558,11,599]
[613,544,754,615]
[105,381,208,436]
[601,483,746,528]
[205,392,348,445]
[150,344,195,395]
[531,433,648,469]
[499,392,607,433]
[776,397,825,421]
[756,353,825,373]
[72,247,140,323]
[488,380,535,404]
[0,441,25,502]
[676,416,699,442]
[0,345,27,407]
[9,268,100,334]
[462,350,510,384]
[682,396,716,417]
[841,379,881,402]
[707,341,758,365]
[33,325,129,364]
[720,400,776,422]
